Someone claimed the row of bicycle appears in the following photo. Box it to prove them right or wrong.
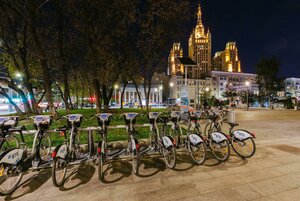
[0,109,256,195]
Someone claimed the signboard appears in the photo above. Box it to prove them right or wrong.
[180,85,189,113]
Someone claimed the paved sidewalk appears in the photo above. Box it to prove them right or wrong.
[2,110,300,201]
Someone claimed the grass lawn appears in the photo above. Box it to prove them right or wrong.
[7,108,184,148]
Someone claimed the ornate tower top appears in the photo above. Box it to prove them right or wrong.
[195,3,205,38]
[197,4,202,25]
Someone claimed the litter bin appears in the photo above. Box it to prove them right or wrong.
[227,110,236,123]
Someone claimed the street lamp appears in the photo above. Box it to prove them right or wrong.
[205,87,209,92]
[245,81,250,110]
[114,84,118,106]
[159,85,163,104]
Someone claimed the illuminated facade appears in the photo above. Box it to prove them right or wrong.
[188,4,211,77]
[168,42,183,75]
[212,51,222,71]
[222,42,241,72]
[212,42,241,72]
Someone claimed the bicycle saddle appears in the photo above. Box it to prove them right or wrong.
[226,122,239,127]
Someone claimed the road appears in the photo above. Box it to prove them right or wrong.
[2,109,300,201]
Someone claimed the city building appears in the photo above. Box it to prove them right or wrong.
[169,75,212,107]
[212,51,222,71]
[212,42,242,72]
[205,71,258,99]
[285,77,300,99]
[188,4,211,77]
[168,42,183,76]
[113,82,163,107]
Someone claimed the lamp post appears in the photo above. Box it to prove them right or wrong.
[159,85,163,104]
[114,84,118,106]
[245,81,250,110]
[169,82,174,100]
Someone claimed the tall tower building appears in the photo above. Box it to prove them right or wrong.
[222,42,241,72]
[168,42,183,75]
[188,4,212,78]
[212,51,222,71]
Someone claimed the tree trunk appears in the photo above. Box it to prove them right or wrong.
[29,22,55,114]
[17,89,32,113]
[133,79,143,109]
[0,87,23,114]
[62,67,70,113]
[74,67,79,108]
[81,81,85,109]
[120,82,128,109]
[102,84,114,111]
[93,79,101,113]
[143,79,152,112]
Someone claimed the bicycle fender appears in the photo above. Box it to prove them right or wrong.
[131,138,138,151]
[232,130,252,141]
[211,132,228,143]
[188,134,203,145]
[162,136,173,149]
[0,148,24,165]
[56,144,68,159]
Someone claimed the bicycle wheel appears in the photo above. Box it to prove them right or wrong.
[1,135,19,152]
[188,140,206,165]
[210,139,230,162]
[162,145,176,169]
[231,137,256,158]
[130,138,139,175]
[52,157,67,187]
[0,162,23,195]
[40,134,51,160]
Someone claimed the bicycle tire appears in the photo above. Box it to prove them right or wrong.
[0,162,23,195]
[98,153,104,181]
[188,139,206,165]
[52,157,67,187]
[162,144,176,169]
[210,139,230,162]
[0,135,20,152]
[39,134,51,160]
[130,138,139,175]
[231,137,256,158]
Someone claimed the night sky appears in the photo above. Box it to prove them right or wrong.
[180,0,300,78]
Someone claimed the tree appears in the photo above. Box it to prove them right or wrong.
[256,57,284,107]
[222,84,238,106]
[134,0,191,111]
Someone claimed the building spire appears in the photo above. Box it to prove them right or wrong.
[197,4,202,25]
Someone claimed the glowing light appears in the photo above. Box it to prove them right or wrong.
[16,72,22,78]
[169,82,174,87]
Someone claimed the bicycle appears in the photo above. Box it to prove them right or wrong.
[168,111,183,148]
[0,115,52,195]
[140,112,176,169]
[52,114,88,187]
[0,116,22,152]
[220,121,256,158]
[121,113,140,175]
[95,113,113,181]
[203,110,231,162]
[184,111,206,165]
